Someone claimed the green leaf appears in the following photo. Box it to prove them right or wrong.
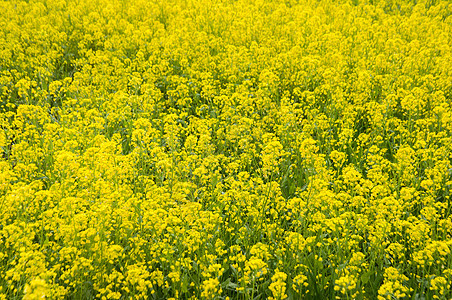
[361,271,372,285]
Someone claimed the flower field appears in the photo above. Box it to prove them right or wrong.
[1,0,452,299]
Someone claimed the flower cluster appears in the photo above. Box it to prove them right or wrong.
[1,0,452,299]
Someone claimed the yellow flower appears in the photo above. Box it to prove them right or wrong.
[201,278,220,300]
[378,268,409,300]
[23,278,49,300]
[268,270,287,300]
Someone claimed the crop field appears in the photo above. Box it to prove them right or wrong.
[1,0,452,299]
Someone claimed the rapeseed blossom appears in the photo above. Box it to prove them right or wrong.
[1,0,452,298]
